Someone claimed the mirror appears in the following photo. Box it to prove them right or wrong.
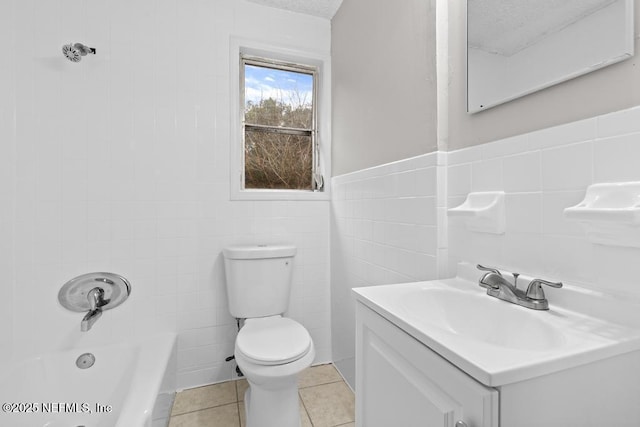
[467,0,634,113]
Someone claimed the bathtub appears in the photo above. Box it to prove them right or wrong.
[0,332,177,427]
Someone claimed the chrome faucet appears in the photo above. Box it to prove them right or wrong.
[81,287,109,332]
[476,264,562,310]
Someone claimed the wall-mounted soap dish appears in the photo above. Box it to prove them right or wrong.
[564,182,640,248]
[448,191,505,234]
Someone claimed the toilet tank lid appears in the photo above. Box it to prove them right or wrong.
[223,244,296,260]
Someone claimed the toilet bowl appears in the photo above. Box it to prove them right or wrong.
[222,245,315,427]
[235,316,315,427]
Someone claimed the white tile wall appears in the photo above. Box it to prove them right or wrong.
[7,0,640,396]
[448,105,640,300]
[2,0,331,389]
[0,0,15,368]
[331,104,640,391]
[330,152,442,388]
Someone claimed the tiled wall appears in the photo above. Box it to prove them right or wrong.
[448,105,640,299]
[7,0,640,397]
[0,2,15,368]
[330,104,640,391]
[330,152,443,387]
[1,0,331,389]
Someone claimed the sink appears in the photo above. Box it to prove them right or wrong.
[353,264,640,386]
[398,287,566,351]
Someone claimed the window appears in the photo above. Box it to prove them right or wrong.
[240,55,324,192]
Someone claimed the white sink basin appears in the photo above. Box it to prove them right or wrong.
[353,265,640,386]
[398,287,566,351]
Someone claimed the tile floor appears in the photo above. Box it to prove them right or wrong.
[169,364,355,427]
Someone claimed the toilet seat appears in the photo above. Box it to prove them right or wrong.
[237,316,311,366]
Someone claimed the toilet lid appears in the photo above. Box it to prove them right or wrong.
[236,317,312,366]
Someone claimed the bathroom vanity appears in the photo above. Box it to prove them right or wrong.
[353,263,640,427]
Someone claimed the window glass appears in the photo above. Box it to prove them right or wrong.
[244,131,312,190]
[242,58,319,192]
[244,64,313,129]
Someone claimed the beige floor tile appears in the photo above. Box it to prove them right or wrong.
[239,399,312,427]
[238,402,246,427]
[172,382,238,416]
[169,403,240,427]
[299,399,313,427]
[236,379,249,402]
[173,368,355,427]
[298,363,343,389]
[299,381,355,427]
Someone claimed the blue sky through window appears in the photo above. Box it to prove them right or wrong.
[244,64,313,110]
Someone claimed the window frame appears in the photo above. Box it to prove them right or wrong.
[241,55,320,192]
[229,38,331,201]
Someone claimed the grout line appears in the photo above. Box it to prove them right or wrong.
[170,402,242,423]
[298,390,314,427]
[236,381,242,427]
[171,364,353,425]
[330,364,354,392]
[298,377,343,390]
[171,400,236,417]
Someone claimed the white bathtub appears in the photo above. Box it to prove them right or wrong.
[0,332,177,427]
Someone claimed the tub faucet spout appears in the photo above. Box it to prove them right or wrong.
[81,287,109,332]
[81,309,102,332]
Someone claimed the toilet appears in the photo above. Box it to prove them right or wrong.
[222,244,315,427]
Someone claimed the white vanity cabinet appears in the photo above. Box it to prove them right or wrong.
[356,302,498,427]
[356,297,640,427]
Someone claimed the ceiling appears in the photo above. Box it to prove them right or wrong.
[468,0,617,56]
[246,0,344,20]
[247,0,618,55]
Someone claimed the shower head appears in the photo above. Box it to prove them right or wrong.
[62,43,96,62]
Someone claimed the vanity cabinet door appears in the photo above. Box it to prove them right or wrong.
[356,303,498,427]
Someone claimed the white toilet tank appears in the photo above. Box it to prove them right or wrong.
[222,244,296,319]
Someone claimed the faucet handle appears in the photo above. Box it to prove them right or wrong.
[525,279,563,300]
[476,264,503,276]
[87,287,110,310]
